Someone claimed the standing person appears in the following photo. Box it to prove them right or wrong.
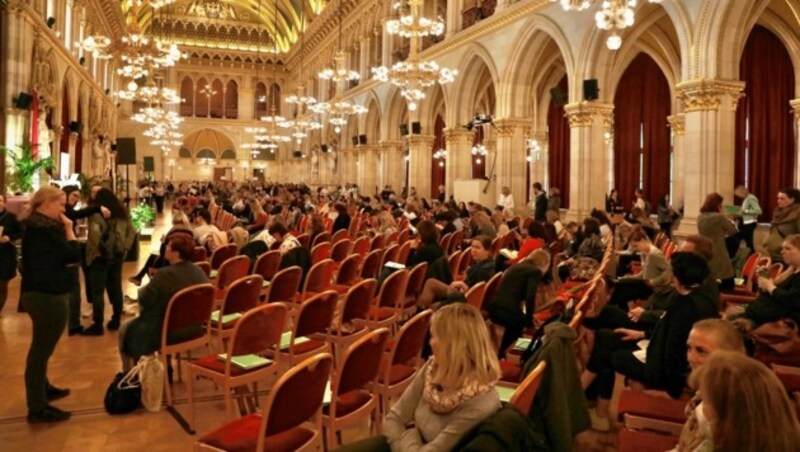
[153,182,166,214]
[763,187,800,263]
[632,189,650,216]
[0,194,21,314]
[20,186,81,423]
[656,193,677,238]
[331,202,351,233]
[531,182,548,222]
[606,188,625,215]
[83,188,136,335]
[697,193,737,291]
[497,186,514,214]
[734,185,761,254]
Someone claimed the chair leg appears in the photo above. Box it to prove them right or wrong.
[176,352,183,382]
[187,367,195,431]
[162,354,173,407]
[224,384,233,421]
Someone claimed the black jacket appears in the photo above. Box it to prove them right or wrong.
[534,193,548,222]
[465,258,496,287]
[407,242,444,268]
[488,262,542,328]
[0,209,21,280]
[332,213,351,233]
[745,272,800,327]
[455,403,550,452]
[21,212,81,295]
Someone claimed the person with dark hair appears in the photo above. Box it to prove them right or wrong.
[268,221,301,254]
[656,193,678,238]
[407,219,444,267]
[332,202,351,233]
[606,188,625,215]
[507,222,547,265]
[417,236,496,308]
[606,226,672,310]
[581,252,718,431]
[698,192,737,291]
[764,187,800,263]
[531,182,548,222]
[191,209,219,244]
[590,208,613,238]
[82,188,136,335]
[117,235,208,372]
[632,188,650,216]
[0,194,22,316]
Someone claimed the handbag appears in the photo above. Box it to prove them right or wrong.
[104,369,141,415]
[139,353,165,413]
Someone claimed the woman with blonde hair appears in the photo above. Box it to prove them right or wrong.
[689,351,800,451]
[374,210,398,237]
[384,303,501,451]
[471,210,497,239]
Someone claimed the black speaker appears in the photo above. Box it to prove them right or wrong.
[105,88,110,95]
[116,137,137,165]
[399,124,409,136]
[46,17,56,28]
[351,136,359,146]
[411,122,421,134]
[111,143,118,152]
[68,121,82,133]
[292,151,302,158]
[79,56,85,65]
[358,134,367,145]
[143,156,155,172]
[583,79,599,101]
[549,87,567,107]
[321,144,329,153]
[14,92,33,109]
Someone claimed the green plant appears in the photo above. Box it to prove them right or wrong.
[130,203,155,232]
[77,173,108,199]
[1,144,54,193]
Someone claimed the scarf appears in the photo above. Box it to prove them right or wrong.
[422,358,494,415]
[771,202,800,225]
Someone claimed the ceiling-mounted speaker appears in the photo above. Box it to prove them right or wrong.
[583,79,599,101]
[411,122,421,134]
[549,87,567,107]
[14,92,33,109]
[358,134,367,145]
[399,124,409,136]
[46,17,56,28]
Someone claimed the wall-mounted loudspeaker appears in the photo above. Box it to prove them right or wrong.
[583,79,599,101]
[292,151,303,158]
[143,157,155,172]
[321,144,329,153]
[46,17,56,28]
[14,92,33,109]
[79,56,85,65]
[68,121,82,133]
[549,87,567,107]
[411,122,421,134]
[116,138,136,165]
[358,134,367,145]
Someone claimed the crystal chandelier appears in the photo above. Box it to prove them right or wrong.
[550,0,663,50]
[372,0,456,112]
[471,143,487,164]
[282,12,323,147]
[433,149,446,167]
[311,99,367,134]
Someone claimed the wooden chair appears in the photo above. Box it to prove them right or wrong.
[479,271,504,313]
[360,249,384,280]
[447,251,462,281]
[464,282,486,311]
[210,244,238,270]
[332,229,350,244]
[397,228,411,246]
[311,242,332,265]
[160,283,216,408]
[352,236,370,256]
[264,266,303,303]
[296,233,311,249]
[439,232,453,253]
[322,328,391,449]
[450,230,464,253]
[369,234,385,252]
[330,239,353,263]
[331,254,363,293]
[196,261,211,278]
[187,303,288,431]
[508,361,547,415]
[386,231,400,245]
[380,244,400,268]
[278,291,338,367]
[311,232,331,248]
[209,275,264,350]
[213,255,250,301]
[326,279,378,369]
[395,240,412,266]
[191,246,207,263]
[298,259,336,302]
[455,248,473,280]
[368,269,409,334]
[252,250,281,282]
[402,262,428,317]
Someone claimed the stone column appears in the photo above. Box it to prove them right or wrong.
[493,118,530,215]
[674,79,744,235]
[379,140,404,193]
[359,37,371,80]
[792,99,800,185]
[407,134,434,199]
[668,114,686,210]
[381,19,393,66]
[444,128,472,197]
[68,132,79,173]
[357,145,379,196]
[446,0,461,37]
[563,102,614,220]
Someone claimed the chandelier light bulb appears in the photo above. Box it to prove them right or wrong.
[127,81,138,92]
[607,33,623,50]
[334,126,341,134]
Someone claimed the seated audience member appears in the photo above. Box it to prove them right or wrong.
[630,206,659,240]
[118,235,209,372]
[590,208,613,239]
[128,211,194,286]
[487,249,551,357]
[687,351,800,451]
[407,220,444,267]
[559,217,605,281]
[417,236,496,308]
[306,213,326,245]
[470,211,497,240]
[332,202,351,233]
[191,209,219,244]
[544,209,563,244]
[245,200,268,234]
[607,227,672,310]
[374,210,399,237]
[508,222,547,265]
[739,234,800,329]
[382,304,501,451]
[582,252,718,431]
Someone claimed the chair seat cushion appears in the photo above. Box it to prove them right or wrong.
[499,359,522,383]
[199,413,315,452]
[618,429,678,452]
[289,339,327,355]
[617,390,688,424]
[369,307,395,321]
[323,390,373,418]
[377,363,416,386]
[192,354,270,377]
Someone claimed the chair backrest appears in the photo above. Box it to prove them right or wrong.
[340,279,377,325]
[295,233,311,249]
[768,263,784,279]
[259,353,334,448]
[370,234,385,252]
[348,217,361,237]
[389,310,432,366]
[210,244,238,270]
[266,266,303,303]
[191,246,207,262]
[303,259,336,294]
[405,262,429,299]
[228,303,287,357]
[397,228,411,246]
[311,231,331,248]
[378,269,409,308]
[310,242,332,264]
[481,271,504,311]
[439,232,453,253]
[161,283,216,347]
[216,255,250,291]
[457,248,473,275]
[381,244,400,268]
[361,249,384,279]
[294,291,338,338]
[222,274,264,315]
[396,240,412,266]
[253,250,282,280]
[196,261,211,277]
[330,239,354,262]
[336,328,391,397]
[298,215,310,233]
[335,254,363,286]
[447,251,462,280]
[352,236,370,256]
[332,229,350,244]
[464,281,486,311]
[450,230,464,253]
[510,361,547,415]
[386,231,400,245]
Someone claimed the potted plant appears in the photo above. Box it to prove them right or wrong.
[127,203,155,262]
[1,144,54,193]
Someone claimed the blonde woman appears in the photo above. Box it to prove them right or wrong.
[471,210,497,239]
[689,351,800,451]
[374,210,398,237]
[384,304,501,451]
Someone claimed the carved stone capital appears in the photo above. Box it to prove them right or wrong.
[676,79,744,112]
[443,128,472,142]
[563,102,614,128]
[667,114,686,135]
[407,134,435,147]
[493,118,531,138]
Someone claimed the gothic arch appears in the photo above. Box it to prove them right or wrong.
[451,44,500,124]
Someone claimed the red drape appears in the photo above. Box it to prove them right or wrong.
[613,53,671,210]
[472,127,486,179]
[735,25,796,221]
[548,75,570,208]
[431,114,446,198]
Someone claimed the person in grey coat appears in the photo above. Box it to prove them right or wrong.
[697,193,737,291]
[118,234,208,371]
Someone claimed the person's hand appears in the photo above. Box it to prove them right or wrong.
[0,236,9,244]
[450,281,467,292]
[628,307,645,322]
[614,328,645,341]
[100,206,111,218]
[757,276,775,294]
[59,213,73,230]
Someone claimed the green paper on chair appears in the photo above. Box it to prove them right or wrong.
[210,270,218,279]
[279,331,311,350]
[496,385,516,402]
[724,205,741,216]
[216,353,272,370]
[514,338,531,351]
[210,310,243,324]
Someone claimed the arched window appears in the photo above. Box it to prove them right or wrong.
[224,80,238,119]
[220,149,236,159]
[179,146,192,158]
[269,83,281,115]
[209,79,224,118]
[547,75,570,208]
[179,77,193,117]
[196,149,216,159]
[254,82,268,119]
[431,114,446,198]
[195,77,209,117]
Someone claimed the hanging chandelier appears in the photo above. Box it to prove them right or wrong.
[550,0,662,50]
[433,148,446,167]
[471,143,487,164]
[372,0,456,112]
[311,99,367,134]
[282,8,323,147]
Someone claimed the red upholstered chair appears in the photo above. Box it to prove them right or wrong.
[210,244,238,270]
[450,230,464,253]
[481,271,504,312]
[214,255,250,301]
[311,232,331,248]
[618,429,680,452]
[296,233,311,249]
[264,266,303,303]
[386,231,400,245]
[368,269,409,333]
[325,279,377,369]
[447,251,462,281]
[370,234,385,252]
[278,291,338,367]
[360,249,384,280]
[439,232,453,253]
[311,242,332,265]
[352,236,370,256]
[196,353,333,452]
[395,240,412,266]
[348,217,361,237]
[298,259,336,303]
[331,254,363,294]
[330,239,353,263]
[464,281,486,311]
[332,229,350,244]
[210,275,264,349]
[617,389,689,426]
[322,328,391,449]
[455,249,474,281]
[253,250,281,282]
[403,262,428,317]
[380,244,400,268]
[397,228,411,246]
[508,361,547,415]
[375,310,432,417]
[196,261,212,278]
[191,246,208,263]
[160,283,216,407]
[187,303,288,431]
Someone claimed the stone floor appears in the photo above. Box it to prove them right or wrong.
[0,206,617,451]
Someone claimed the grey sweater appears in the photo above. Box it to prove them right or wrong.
[384,360,501,452]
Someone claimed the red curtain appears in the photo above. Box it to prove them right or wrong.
[613,53,671,209]
[548,75,570,208]
[430,114,446,198]
[472,127,486,179]
[735,25,796,221]
[75,101,83,173]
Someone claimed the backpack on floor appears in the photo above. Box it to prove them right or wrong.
[104,369,141,415]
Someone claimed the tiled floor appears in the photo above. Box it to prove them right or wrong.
[0,207,618,451]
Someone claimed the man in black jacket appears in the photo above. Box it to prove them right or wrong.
[532,182,548,222]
